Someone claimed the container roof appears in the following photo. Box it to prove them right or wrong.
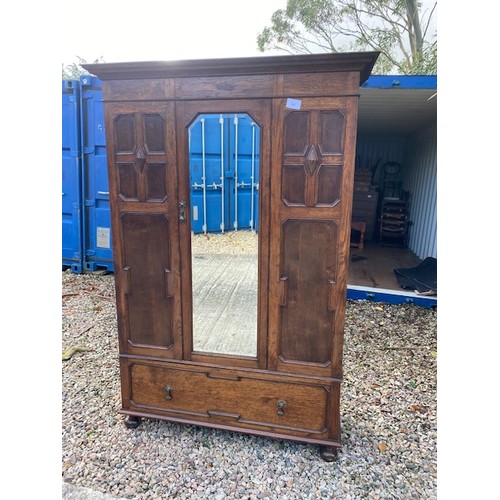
[358,75,436,136]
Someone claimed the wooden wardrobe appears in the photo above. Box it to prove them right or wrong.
[83,52,378,461]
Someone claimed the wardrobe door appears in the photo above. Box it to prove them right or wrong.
[175,99,271,369]
[268,97,359,378]
[105,102,183,359]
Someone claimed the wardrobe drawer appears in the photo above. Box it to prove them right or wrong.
[126,362,331,436]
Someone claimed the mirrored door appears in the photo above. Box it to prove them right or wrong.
[176,100,271,368]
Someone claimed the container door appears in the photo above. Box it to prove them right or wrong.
[189,115,226,233]
[189,114,260,234]
[105,102,182,359]
[80,76,114,271]
[227,114,260,232]
[62,80,83,273]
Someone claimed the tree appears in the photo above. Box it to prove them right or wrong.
[62,56,105,80]
[257,0,437,74]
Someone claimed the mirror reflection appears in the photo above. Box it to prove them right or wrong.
[189,114,260,357]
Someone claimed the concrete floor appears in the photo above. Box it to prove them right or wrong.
[192,253,258,357]
[348,241,422,290]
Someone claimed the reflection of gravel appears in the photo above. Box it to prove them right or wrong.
[62,270,437,499]
[192,230,258,255]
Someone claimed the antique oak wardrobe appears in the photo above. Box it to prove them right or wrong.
[83,52,378,460]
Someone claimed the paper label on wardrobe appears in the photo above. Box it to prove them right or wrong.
[285,98,302,110]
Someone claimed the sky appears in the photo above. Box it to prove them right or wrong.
[61,0,437,67]
[61,0,287,67]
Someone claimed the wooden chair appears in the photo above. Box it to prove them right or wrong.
[350,221,366,250]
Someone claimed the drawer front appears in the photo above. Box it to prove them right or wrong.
[125,362,332,437]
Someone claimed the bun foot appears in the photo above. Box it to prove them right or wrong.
[124,415,142,429]
[320,446,339,462]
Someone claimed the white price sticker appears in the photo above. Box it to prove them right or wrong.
[285,98,302,110]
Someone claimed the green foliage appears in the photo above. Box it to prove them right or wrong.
[257,0,437,74]
[62,56,105,80]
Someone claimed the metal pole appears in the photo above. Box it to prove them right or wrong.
[219,114,225,233]
[201,118,207,235]
[233,114,239,231]
[250,122,256,231]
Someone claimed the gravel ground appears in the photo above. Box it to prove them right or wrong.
[192,231,258,255]
[62,258,437,499]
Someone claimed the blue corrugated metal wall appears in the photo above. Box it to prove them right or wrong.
[189,114,260,234]
[356,136,407,185]
[402,123,437,259]
[62,77,114,273]
[62,80,83,273]
[80,75,114,272]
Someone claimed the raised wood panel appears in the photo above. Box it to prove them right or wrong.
[282,165,306,206]
[117,162,139,201]
[143,113,166,153]
[103,80,174,101]
[174,75,275,99]
[284,111,310,156]
[318,110,345,155]
[121,213,174,349]
[145,163,168,201]
[281,107,346,208]
[278,219,338,366]
[316,165,342,206]
[283,72,352,96]
[112,109,169,203]
[114,114,136,153]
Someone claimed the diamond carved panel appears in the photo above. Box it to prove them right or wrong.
[113,111,168,203]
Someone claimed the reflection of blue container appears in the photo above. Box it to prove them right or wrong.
[62,80,83,273]
[80,75,114,272]
[189,114,260,234]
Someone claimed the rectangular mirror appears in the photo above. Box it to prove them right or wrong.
[189,113,260,357]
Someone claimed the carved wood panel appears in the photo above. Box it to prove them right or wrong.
[121,213,174,349]
[281,109,345,208]
[113,110,169,202]
[269,97,356,378]
[105,102,181,360]
[278,219,338,364]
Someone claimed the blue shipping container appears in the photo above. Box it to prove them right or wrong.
[62,80,83,273]
[189,114,260,234]
[80,75,114,272]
